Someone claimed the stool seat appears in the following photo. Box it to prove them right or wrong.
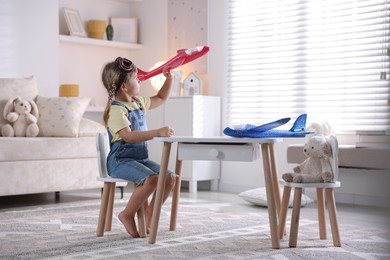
[281,181,341,189]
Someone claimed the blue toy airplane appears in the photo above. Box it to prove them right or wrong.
[223,114,313,138]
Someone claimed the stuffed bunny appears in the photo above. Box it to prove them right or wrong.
[1,97,39,137]
[282,135,334,183]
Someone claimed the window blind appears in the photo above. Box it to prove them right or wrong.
[227,0,390,134]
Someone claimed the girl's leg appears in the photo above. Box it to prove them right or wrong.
[118,175,158,238]
[145,174,175,232]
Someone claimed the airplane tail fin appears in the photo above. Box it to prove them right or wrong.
[137,68,148,82]
[289,114,307,132]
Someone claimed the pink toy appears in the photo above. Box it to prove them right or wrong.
[137,46,210,82]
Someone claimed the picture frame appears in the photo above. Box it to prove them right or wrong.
[110,17,138,43]
[63,8,87,37]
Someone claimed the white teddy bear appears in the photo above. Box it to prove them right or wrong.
[1,97,39,137]
[282,135,335,183]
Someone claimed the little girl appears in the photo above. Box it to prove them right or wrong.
[101,57,175,238]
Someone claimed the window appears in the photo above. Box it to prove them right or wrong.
[227,0,390,134]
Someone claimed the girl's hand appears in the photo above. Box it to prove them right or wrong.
[162,66,172,79]
[157,126,175,137]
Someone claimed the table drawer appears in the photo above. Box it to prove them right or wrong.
[178,143,259,161]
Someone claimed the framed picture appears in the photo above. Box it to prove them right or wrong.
[63,8,87,37]
[110,17,138,43]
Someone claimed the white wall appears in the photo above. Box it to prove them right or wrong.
[58,0,169,106]
[0,0,59,96]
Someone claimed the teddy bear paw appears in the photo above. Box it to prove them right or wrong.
[6,112,19,123]
[293,166,301,173]
[282,173,294,182]
[322,172,333,183]
[26,124,39,137]
[1,124,15,137]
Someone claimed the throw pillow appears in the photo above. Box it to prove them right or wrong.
[238,187,313,208]
[36,95,90,137]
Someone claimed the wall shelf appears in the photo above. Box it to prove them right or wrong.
[59,35,142,50]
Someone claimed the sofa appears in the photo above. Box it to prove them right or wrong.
[0,76,108,196]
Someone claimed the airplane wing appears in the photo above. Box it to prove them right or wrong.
[137,46,209,82]
[223,114,313,138]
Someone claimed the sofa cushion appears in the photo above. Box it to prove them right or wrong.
[78,118,106,137]
[36,95,90,137]
[0,76,38,130]
[0,136,97,162]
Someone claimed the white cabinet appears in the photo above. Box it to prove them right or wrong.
[163,96,221,193]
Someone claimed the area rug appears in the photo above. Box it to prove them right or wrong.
[0,199,389,260]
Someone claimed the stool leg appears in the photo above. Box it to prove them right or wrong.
[105,182,116,231]
[97,182,111,236]
[317,188,327,239]
[289,188,302,247]
[325,188,341,247]
[137,201,148,238]
[118,186,124,199]
[278,186,291,239]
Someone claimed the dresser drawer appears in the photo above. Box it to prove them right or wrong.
[178,143,259,161]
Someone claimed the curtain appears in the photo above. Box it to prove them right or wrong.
[227,0,390,134]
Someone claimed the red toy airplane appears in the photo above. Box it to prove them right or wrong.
[137,46,210,82]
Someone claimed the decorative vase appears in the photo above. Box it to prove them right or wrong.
[106,24,113,41]
[87,20,106,39]
[59,84,79,97]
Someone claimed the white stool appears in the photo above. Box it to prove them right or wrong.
[96,132,147,237]
[278,135,341,247]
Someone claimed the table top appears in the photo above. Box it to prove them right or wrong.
[154,136,283,144]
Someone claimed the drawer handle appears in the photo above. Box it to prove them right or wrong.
[209,148,219,158]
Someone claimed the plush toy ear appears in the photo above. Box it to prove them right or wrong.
[322,141,332,157]
[29,100,39,119]
[3,97,19,119]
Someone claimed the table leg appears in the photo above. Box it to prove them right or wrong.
[170,145,183,231]
[261,143,280,249]
[149,142,172,244]
[269,144,281,215]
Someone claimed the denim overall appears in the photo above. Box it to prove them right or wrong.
[106,99,171,185]
[107,99,148,162]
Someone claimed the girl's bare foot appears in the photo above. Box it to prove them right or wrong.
[118,211,140,238]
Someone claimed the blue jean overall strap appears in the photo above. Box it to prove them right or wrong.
[108,99,148,161]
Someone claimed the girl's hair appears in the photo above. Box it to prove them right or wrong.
[101,57,136,126]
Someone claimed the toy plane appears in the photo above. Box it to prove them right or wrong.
[223,114,313,138]
[137,46,210,82]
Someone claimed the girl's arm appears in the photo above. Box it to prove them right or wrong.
[149,67,173,109]
[118,125,174,143]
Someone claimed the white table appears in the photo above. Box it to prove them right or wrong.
[148,136,283,249]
